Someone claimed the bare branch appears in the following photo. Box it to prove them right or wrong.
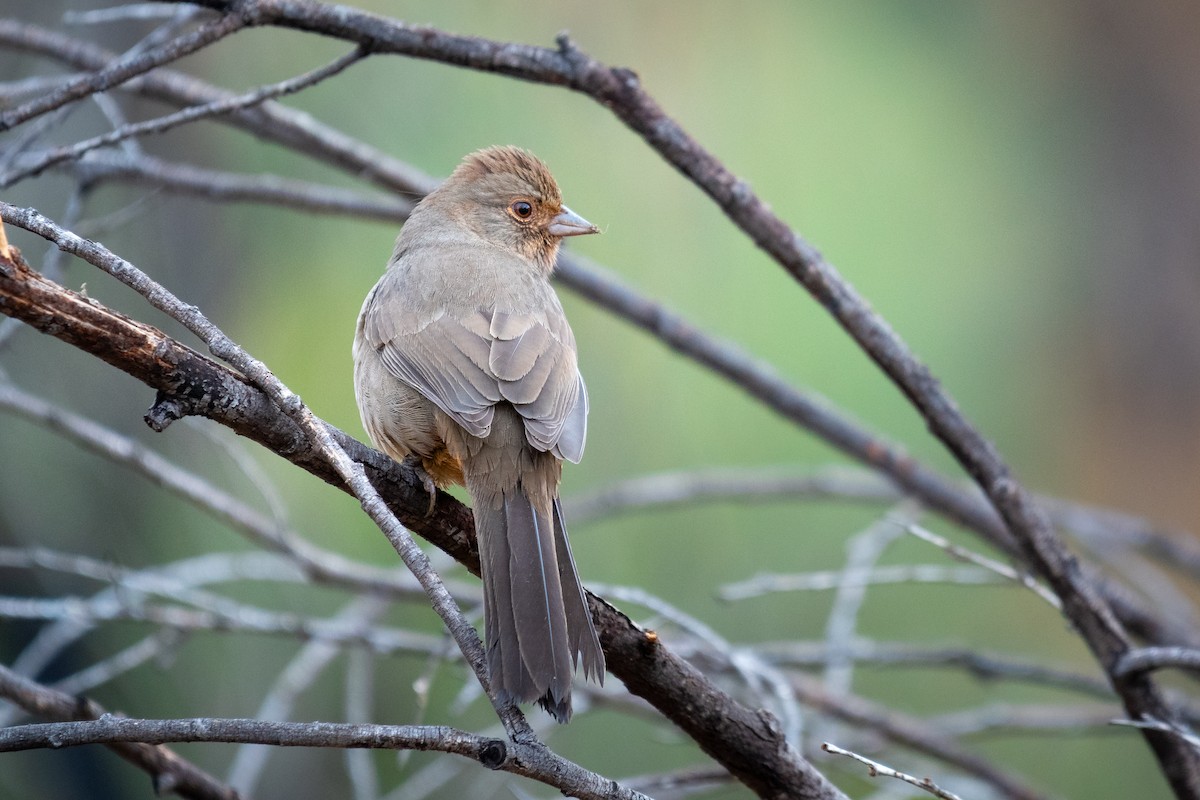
[0,715,652,800]
[1045,497,1200,584]
[1117,648,1200,679]
[0,582,445,654]
[567,466,899,525]
[0,663,239,800]
[931,703,1125,737]
[822,507,914,703]
[63,4,205,25]
[2,45,367,187]
[721,565,1005,601]
[757,639,1113,699]
[0,10,246,131]
[593,582,804,746]
[620,766,733,799]
[822,742,965,800]
[65,152,413,221]
[1112,718,1200,751]
[50,630,186,698]
[905,522,1062,610]
[791,674,1045,800]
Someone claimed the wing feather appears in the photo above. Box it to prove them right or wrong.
[364,282,588,456]
[490,323,551,383]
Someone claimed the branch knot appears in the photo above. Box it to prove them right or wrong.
[479,738,507,769]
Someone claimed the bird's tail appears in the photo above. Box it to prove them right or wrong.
[470,476,604,723]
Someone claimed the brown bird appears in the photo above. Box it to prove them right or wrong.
[353,146,605,722]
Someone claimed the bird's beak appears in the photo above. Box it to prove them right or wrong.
[548,205,600,237]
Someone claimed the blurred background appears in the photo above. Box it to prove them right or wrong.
[2,1,1199,798]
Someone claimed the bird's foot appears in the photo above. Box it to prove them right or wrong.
[402,454,438,516]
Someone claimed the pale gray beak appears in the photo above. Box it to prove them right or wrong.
[548,205,599,237]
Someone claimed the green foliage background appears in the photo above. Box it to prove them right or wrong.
[3,2,1194,798]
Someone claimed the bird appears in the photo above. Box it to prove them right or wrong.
[353,146,605,722]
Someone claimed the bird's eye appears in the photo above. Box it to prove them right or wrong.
[509,200,534,220]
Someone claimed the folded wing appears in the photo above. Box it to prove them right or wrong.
[364,297,587,460]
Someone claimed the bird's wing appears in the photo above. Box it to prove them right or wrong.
[370,307,498,438]
[489,308,588,463]
[362,281,587,460]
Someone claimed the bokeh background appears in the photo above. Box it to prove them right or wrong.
[3,2,1199,798]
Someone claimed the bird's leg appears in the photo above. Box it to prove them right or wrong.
[401,454,438,516]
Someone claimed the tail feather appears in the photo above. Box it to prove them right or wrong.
[503,490,571,709]
[476,497,533,705]
[552,498,605,683]
[472,483,601,722]
[459,405,602,723]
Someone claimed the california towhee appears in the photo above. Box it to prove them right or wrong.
[353,146,605,721]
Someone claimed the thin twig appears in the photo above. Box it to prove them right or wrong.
[345,648,380,800]
[619,766,733,799]
[1075,534,1200,632]
[567,466,899,525]
[592,582,805,746]
[823,506,915,701]
[0,715,487,758]
[905,522,1062,611]
[931,702,1125,737]
[0,73,86,102]
[1043,496,1200,584]
[0,10,247,131]
[1112,718,1200,751]
[63,4,207,25]
[50,629,187,698]
[822,742,965,800]
[0,585,444,655]
[758,639,1112,699]
[792,674,1045,800]
[2,46,367,188]
[720,565,1003,601]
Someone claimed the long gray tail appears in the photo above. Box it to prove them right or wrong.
[473,486,604,722]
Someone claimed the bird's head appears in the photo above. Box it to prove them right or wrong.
[431,145,599,273]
